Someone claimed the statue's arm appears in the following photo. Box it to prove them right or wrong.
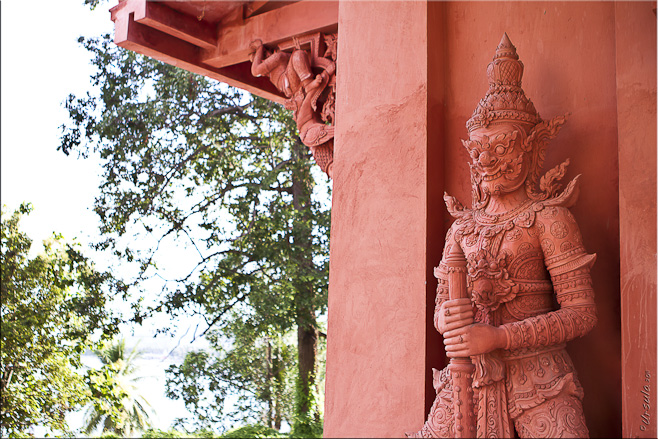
[251,45,290,78]
[502,208,598,350]
[314,56,336,76]
[250,43,267,76]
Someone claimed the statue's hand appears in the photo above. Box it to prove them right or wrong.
[443,323,507,358]
[249,39,264,62]
[437,298,473,334]
[250,39,264,51]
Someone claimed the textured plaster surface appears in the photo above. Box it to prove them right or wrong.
[324,2,429,437]
[322,2,653,437]
[615,3,657,438]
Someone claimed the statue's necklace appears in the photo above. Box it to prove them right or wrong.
[474,199,533,226]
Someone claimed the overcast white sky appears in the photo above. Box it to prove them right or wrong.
[1,1,112,250]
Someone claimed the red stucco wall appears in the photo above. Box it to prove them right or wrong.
[324,2,656,437]
[325,2,432,437]
[615,3,657,438]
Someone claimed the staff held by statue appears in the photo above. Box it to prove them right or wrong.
[445,245,476,438]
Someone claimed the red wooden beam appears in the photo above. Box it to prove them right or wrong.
[244,1,270,18]
[202,0,338,69]
[111,4,285,103]
[134,1,218,50]
[110,0,337,101]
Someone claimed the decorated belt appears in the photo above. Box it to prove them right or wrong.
[500,343,567,361]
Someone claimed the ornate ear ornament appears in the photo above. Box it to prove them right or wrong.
[466,33,541,132]
[524,114,571,200]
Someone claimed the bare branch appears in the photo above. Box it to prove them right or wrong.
[162,325,191,360]
[182,227,204,260]
[174,248,253,284]
[207,102,252,118]
[271,159,293,174]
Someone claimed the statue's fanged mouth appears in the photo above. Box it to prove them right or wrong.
[482,169,504,181]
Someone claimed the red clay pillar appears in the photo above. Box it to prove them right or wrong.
[615,2,657,437]
[324,1,445,437]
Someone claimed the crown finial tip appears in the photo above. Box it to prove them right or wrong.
[493,32,518,60]
[498,32,513,49]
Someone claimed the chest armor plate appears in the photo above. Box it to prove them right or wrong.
[450,202,555,324]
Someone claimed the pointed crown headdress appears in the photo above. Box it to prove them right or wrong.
[466,33,542,132]
[461,33,573,207]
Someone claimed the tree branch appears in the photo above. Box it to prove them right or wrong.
[207,102,252,118]
[196,293,247,340]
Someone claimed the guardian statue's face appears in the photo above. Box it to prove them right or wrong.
[463,123,530,196]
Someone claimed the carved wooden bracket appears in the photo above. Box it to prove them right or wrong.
[250,32,337,178]
[109,1,338,105]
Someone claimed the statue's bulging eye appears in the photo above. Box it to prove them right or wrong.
[495,145,506,155]
[470,150,479,160]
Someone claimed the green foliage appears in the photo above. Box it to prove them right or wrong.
[85,363,129,428]
[0,203,121,436]
[289,419,324,439]
[82,339,154,437]
[188,428,218,439]
[290,370,323,438]
[61,31,330,434]
[141,427,185,438]
[60,32,330,327]
[141,427,218,438]
[220,424,285,438]
[166,320,296,430]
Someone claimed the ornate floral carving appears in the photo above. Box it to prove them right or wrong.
[410,33,597,439]
[250,33,337,177]
[544,245,587,270]
[527,221,545,238]
[550,221,569,239]
[506,228,523,242]
[409,368,456,438]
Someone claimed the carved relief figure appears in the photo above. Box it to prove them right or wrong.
[409,33,597,438]
[250,34,336,177]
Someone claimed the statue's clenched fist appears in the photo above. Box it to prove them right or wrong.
[436,298,474,334]
[443,323,507,358]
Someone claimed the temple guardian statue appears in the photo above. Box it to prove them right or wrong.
[410,33,597,438]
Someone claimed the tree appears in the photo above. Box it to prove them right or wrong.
[60,30,330,433]
[165,317,297,431]
[82,339,154,436]
[0,203,122,436]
